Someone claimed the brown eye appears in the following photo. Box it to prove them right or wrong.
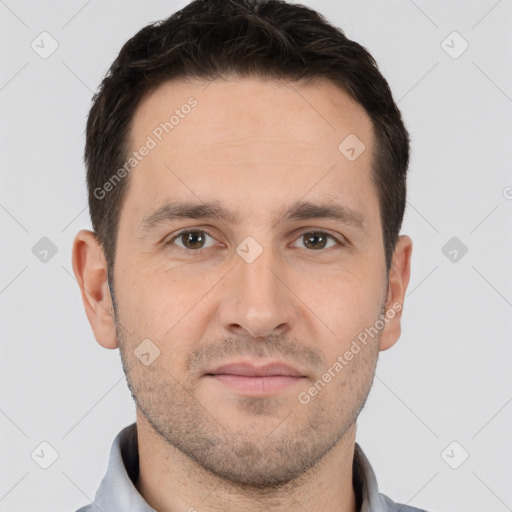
[304,232,328,249]
[168,230,215,250]
[181,231,206,249]
[293,231,341,250]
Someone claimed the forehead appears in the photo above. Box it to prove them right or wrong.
[132,77,373,152]
[122,77,377,232]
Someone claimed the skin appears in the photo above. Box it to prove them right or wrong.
[72,77,412,512]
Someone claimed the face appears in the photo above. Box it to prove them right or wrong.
[75,77,411,488]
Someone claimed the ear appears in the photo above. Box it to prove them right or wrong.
[379,235,413,351]
[71,229,118,349]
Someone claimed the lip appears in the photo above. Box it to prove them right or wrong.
[207,362,304,377]
[205,361,306,395]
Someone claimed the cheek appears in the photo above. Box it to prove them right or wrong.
[115,233,385,347]
[115,270,219,376]
[295,268,384,340]
[114,255,195,334]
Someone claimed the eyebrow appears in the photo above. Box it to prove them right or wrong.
[138,199,367,235]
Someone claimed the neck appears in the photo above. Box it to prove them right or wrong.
[134,411,358,512]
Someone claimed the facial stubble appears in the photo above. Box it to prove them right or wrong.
[113,311,382,491]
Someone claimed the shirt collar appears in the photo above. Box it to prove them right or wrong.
[90,422,395,512]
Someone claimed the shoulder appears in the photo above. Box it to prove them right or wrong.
[380,492,431,511]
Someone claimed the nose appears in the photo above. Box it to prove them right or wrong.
[218,244,297,339]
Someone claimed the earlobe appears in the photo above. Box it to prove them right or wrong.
[71,229,119,350]
[379,235,413,351]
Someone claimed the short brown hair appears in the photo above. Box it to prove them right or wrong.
[85,0,410,280]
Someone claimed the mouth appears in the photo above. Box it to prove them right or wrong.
[205,361,307,395]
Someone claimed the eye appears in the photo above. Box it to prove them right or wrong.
[166,230,217,251]
[164,229,346,253]
[292,231,344,250]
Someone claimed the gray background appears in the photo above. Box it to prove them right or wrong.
[1,0,511,511]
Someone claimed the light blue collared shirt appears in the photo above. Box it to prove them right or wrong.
[75,422,429,512]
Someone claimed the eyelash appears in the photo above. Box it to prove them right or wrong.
[164,229,347,253]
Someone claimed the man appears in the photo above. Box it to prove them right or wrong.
[72,0,423,510]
